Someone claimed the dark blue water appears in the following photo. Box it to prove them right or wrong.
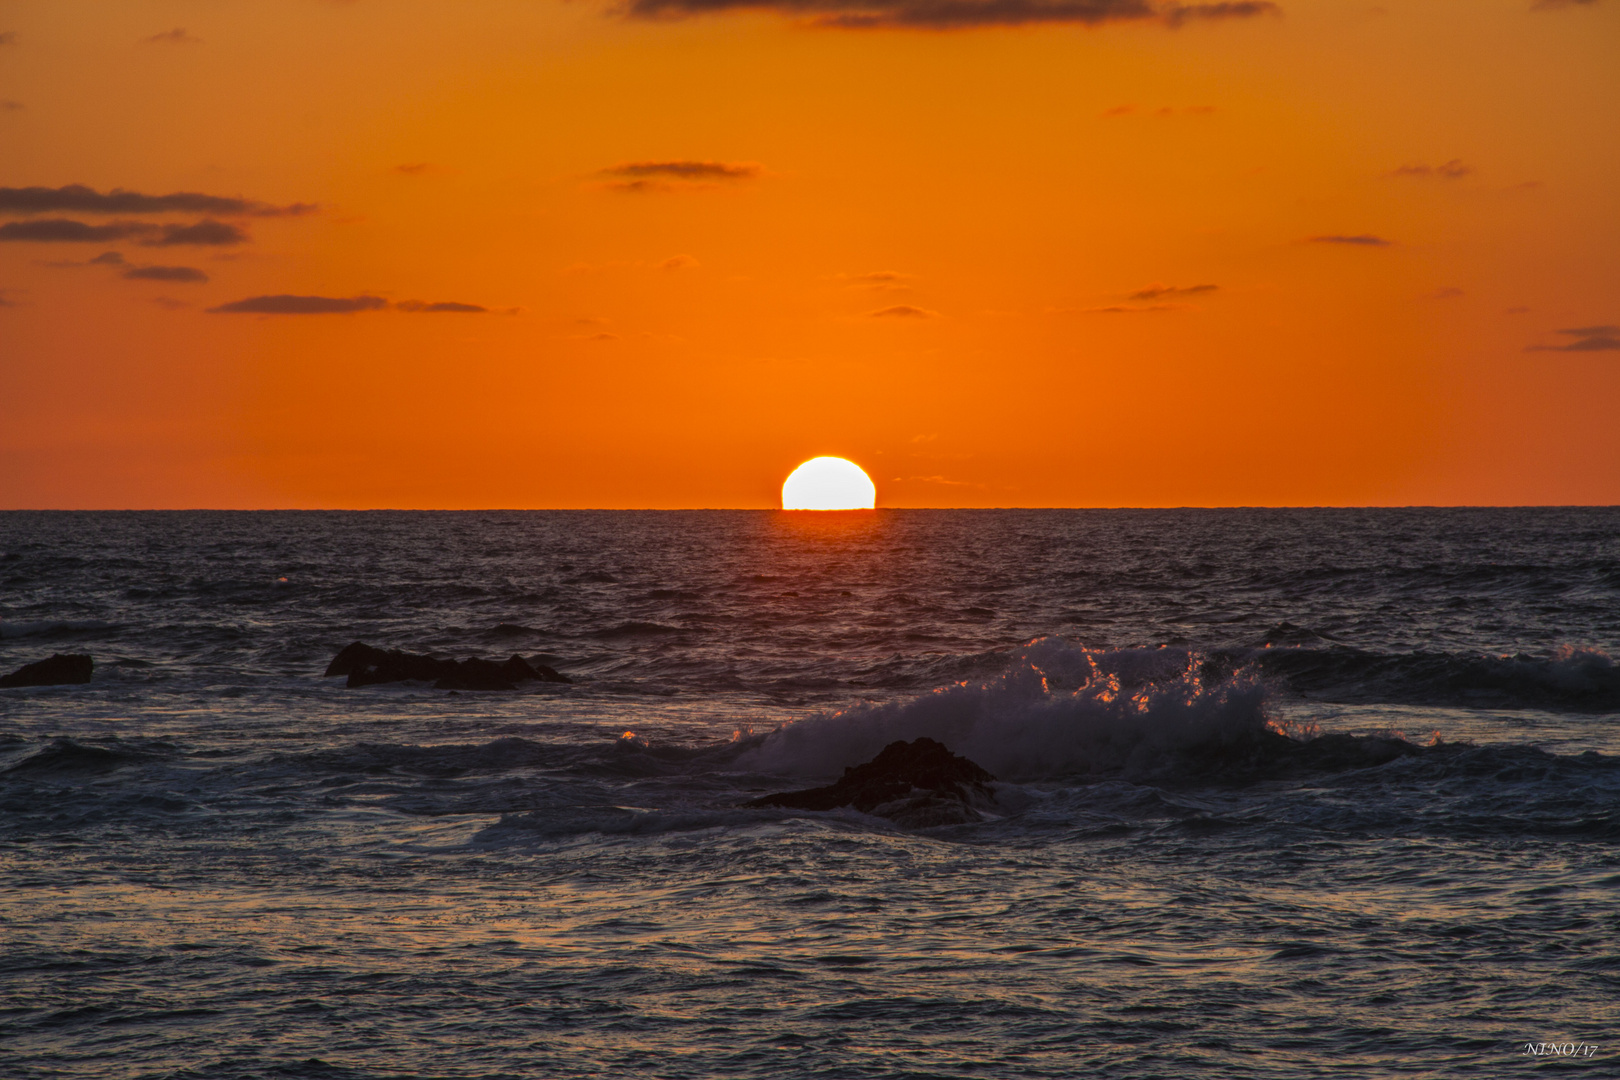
[2,509,1617,1077]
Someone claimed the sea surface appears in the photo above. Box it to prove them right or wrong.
[2,508,1618,1078]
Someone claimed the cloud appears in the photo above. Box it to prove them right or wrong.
[395,300,488,313]
[143,28,201,44]
[209,294,388,315]
[604,161,762,180]
[1532,0,1600,9]
[870,304,936,317]
[0,184,313,217]
[1428,286,1464,299]
[0,218,253,247]
[1,101,21,112]
[1393,159,1472,179]
[1129,283,1217,300]
[0,219,149,243]
[1526,325,1620,352]
[619,0,1278,29]
[661,254,700,271]
[0,32,15,46]
[1307,234,1392,246]
[89,251,126,265]
[124,264,209,283]
[598,161,764,192]
[394,163,432,176]
[1084,303,1178,313]
[147,220,247,246]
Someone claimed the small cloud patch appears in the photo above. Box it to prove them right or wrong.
[620,0,1278,29]
[1129,283,1217,300]
[209,294,388,315]
[661,254,700,271]
[124,264,208,283]
[143,28,201,45]
[1527,325,1620,352]
[1307,234,1392,246]
[1393,160,1472,179]
[0,184,313,217]
[395,300,487,313]
[599,161,762,193]
[870,304,936,318]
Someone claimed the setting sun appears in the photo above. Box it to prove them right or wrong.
[781,457,877,511]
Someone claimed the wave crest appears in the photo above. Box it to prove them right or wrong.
[735,640,1277,781]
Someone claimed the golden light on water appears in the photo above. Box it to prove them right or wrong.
[781,457,877,511]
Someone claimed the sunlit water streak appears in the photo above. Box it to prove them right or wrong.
[1,509,1617,1077]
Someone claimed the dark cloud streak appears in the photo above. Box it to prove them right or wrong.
[1308,234,1392,246]
[1130,283,1217,300]
[209,295,389,315]
[396,300,488,313]
[124,265,209,283]
[1527,325,1620,352]
[602,160,764,179]
[0,184,313,217]
[618,0,1277,29]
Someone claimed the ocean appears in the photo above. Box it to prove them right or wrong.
[2,508,1617,1078]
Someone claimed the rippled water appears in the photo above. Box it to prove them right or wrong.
[2,509,1617,1077]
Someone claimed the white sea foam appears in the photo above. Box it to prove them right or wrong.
[735,639,1274,782]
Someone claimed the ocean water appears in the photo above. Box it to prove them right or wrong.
[2,508,1618,1078]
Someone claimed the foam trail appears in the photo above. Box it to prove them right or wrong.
[735,639,1275,782]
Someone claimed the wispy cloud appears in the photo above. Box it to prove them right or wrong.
[661,254,700,271]
[0,32,16,47]
[598,160,764,192]
[394,163,433,176]
[124,264,209,283]
[2,219,248,246]
[142,28,201,45]
[1526,325,1620,352]
[1307,234,1392,246]
[395,300,488,313]
[605,161,762,180]
[619,0,1278,29]
[1531,0,1601,9]
[210,295,493,315]
[209,294,389,315]
[1129,283,1217,300]
[870,304,937,317]
[1392,159,1471,179]
[1,101,21,112]
[0,184,313,217]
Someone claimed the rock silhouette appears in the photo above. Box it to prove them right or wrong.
[324,641,570,690]
[748,737,996,826]
[0,653,94,688]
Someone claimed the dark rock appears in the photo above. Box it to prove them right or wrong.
[747,738,996,825]
[323,641,569,689]
[0,653,93,688]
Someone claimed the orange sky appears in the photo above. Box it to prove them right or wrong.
[0,0,1615,508]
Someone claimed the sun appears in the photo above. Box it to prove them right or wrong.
[781,457,877,510]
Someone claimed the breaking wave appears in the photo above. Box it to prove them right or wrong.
[733,640,1283,782]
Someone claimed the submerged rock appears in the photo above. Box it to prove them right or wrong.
[0,653,93,688]
[747,737,996,826]
[323,641,570,690]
